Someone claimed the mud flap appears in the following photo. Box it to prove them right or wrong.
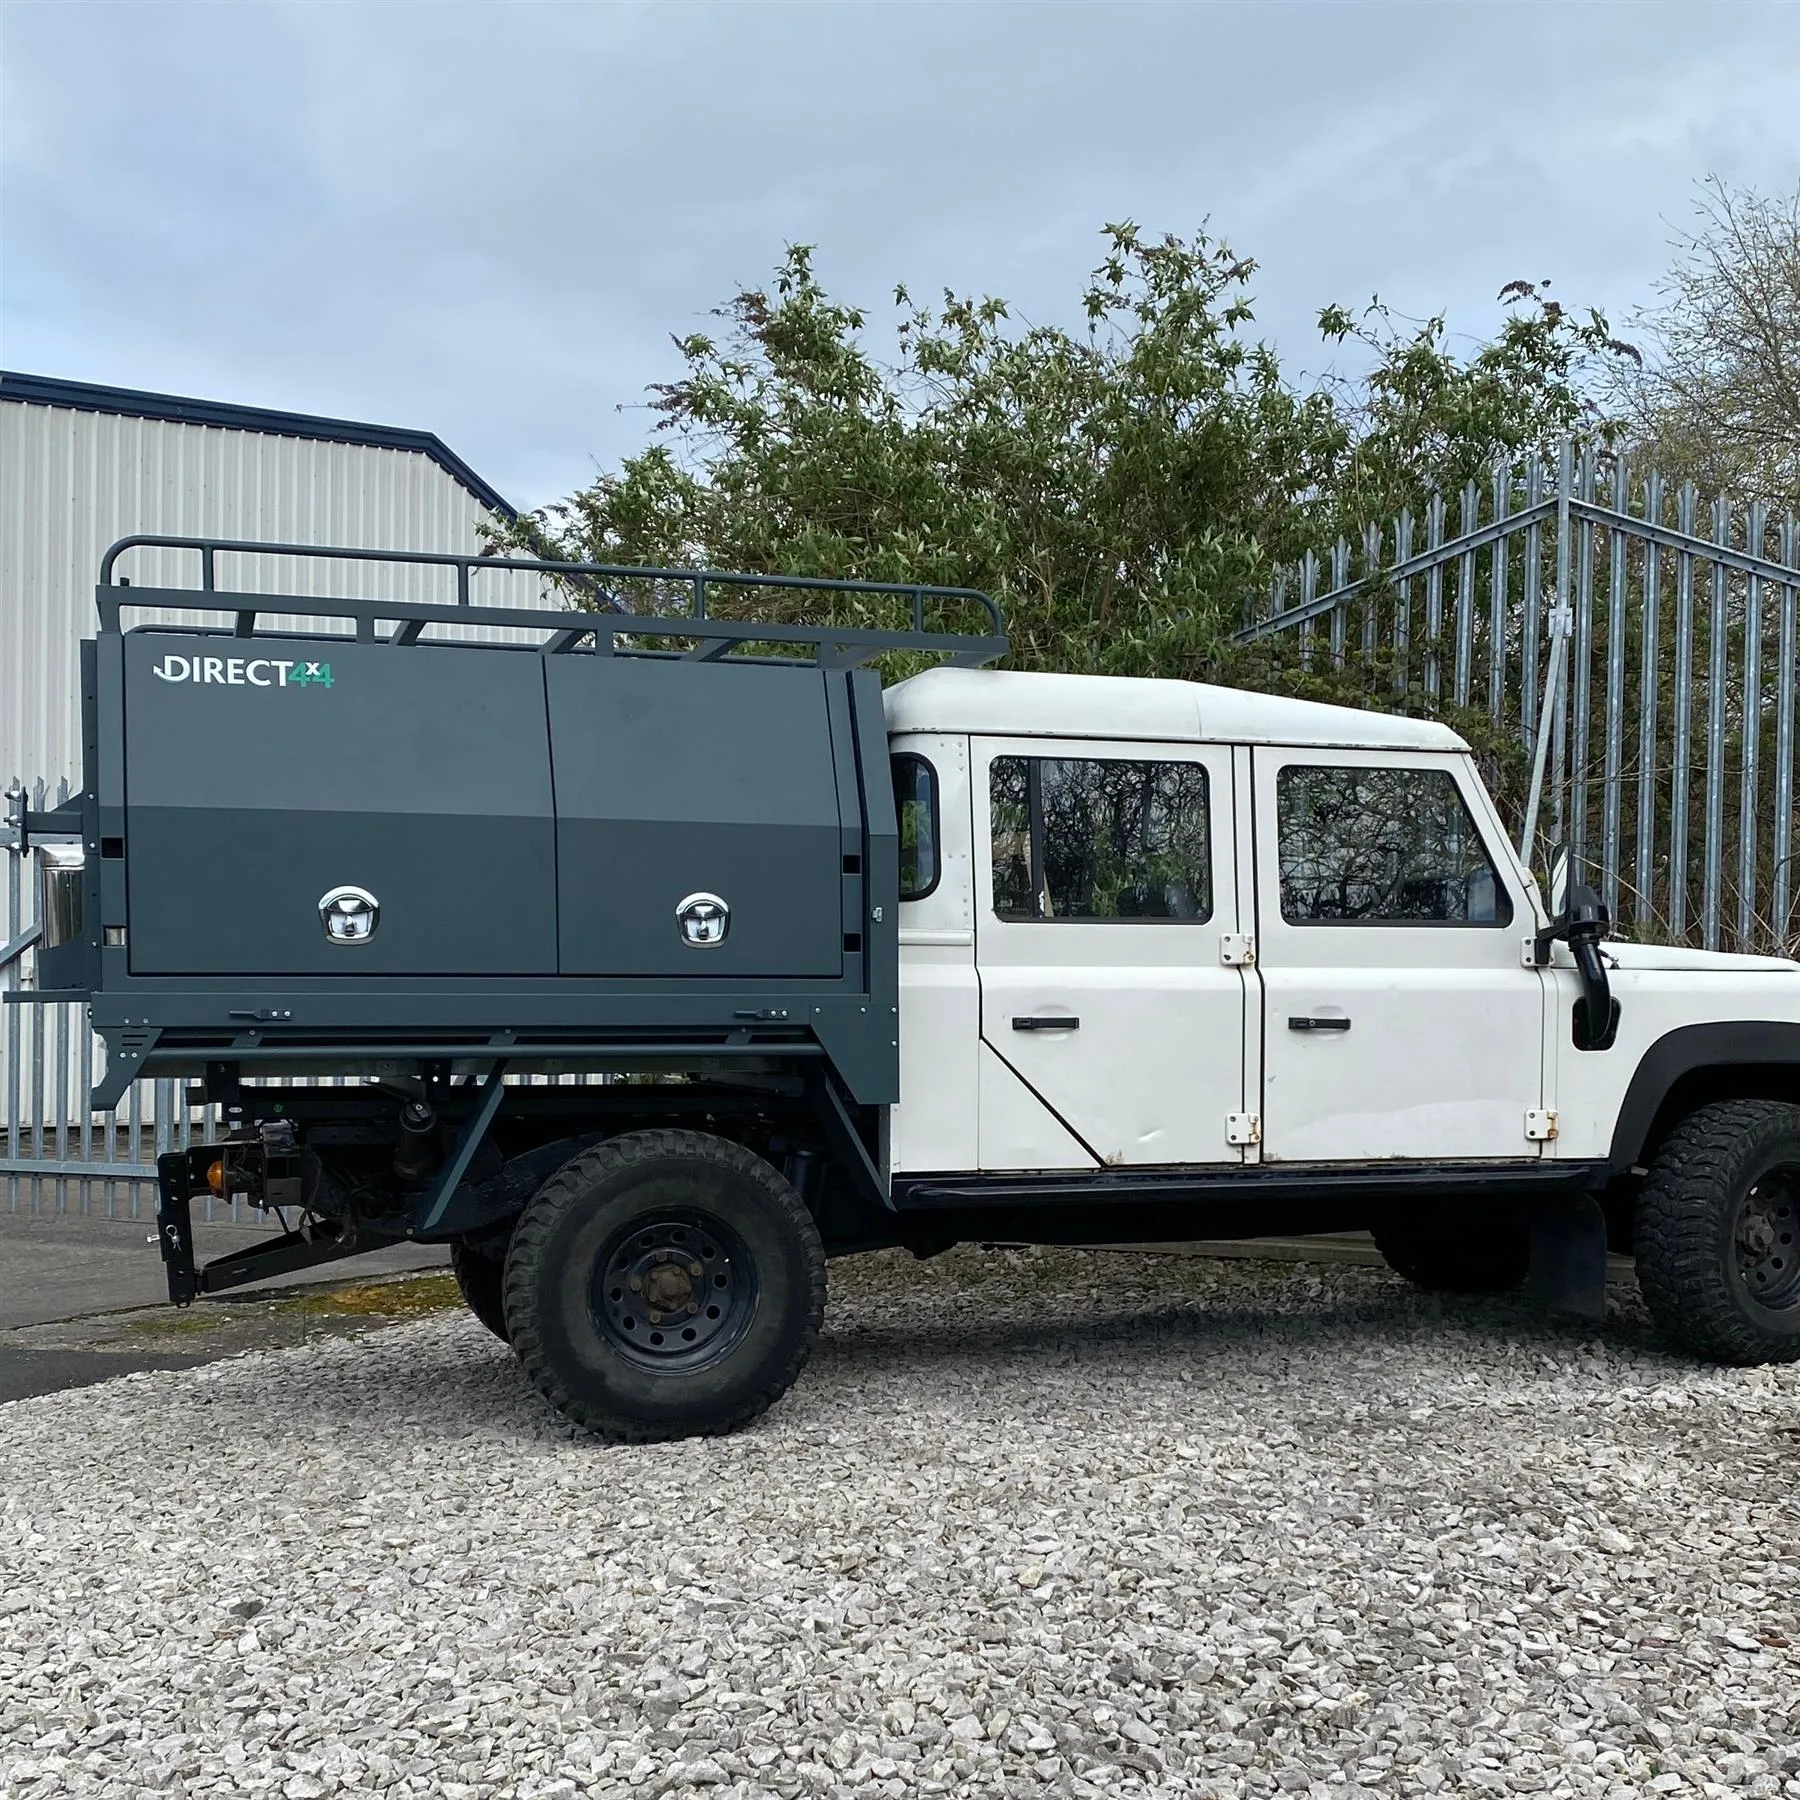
[1524,1192,1609,1321]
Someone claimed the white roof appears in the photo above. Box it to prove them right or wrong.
[883,668,1468,752]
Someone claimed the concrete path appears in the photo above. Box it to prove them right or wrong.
[0,1209,448,1332]
[0,1212,449,1402]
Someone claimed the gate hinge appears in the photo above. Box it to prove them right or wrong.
[1220,934,1256,967]
[1524,1108,1559,1142]
[1226,1112,1262,1146]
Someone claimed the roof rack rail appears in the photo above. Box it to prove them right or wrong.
[95,536,1008,669]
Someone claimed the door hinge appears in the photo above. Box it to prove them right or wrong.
[1226,1111,1261,1146]
[1524,1108,1559,1142]
[1220,933,1256,967]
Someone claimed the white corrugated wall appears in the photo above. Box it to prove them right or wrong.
[0,398,547,791]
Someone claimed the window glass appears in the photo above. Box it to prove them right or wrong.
[893,755,939,901]
[990,757,1037,917]
[990,756,1211,921]
[1277,765,1512,925]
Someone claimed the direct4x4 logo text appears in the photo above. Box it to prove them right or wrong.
[152,654,334,688]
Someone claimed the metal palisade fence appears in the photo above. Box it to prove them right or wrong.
[1237,442,1798,959]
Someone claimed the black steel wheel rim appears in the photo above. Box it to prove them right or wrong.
[1735,1163,1800,1312]
[591,1211,758,1371]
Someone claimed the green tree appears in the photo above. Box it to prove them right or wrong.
[498,225,1627,685]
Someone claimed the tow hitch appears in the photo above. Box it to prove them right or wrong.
[153,1140,399,1304]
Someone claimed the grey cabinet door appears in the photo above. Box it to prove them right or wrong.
[547,657,844,978]
[123,636,557,976]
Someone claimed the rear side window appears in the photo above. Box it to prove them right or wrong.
[990,755,1211,921]
[1277,764,1512,925]
[893,754,939,901]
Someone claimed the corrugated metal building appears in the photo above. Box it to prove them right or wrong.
[0,371,531,796]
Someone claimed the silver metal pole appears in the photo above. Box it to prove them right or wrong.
[1518,445,1576,867]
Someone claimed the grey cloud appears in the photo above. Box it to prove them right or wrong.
[5,0,1797,510]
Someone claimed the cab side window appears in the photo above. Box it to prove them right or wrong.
[1277,764,1511,926]
[893,754,940,901]
[991,756,1211,921]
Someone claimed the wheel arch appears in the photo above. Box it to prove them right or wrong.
[421,1069,896,1252]
[1608,1022,1800,1172]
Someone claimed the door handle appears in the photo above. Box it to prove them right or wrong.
[1012,1015,1080,1031]
[1288,1016,1351,1032]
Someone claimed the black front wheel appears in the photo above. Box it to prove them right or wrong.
[503,1130,826,1442]
[1634,1099,1800,1364]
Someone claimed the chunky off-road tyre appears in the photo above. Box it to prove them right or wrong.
[450,1241,511,1343]
[503,1130,826,1442]
[1634,1099,1800,1365]
[1373,1204,1531,1295]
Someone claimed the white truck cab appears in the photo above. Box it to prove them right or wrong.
[887,667,1562,1173]
[883,666,1800,1368]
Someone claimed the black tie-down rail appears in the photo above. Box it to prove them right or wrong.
[96,537,1009,669]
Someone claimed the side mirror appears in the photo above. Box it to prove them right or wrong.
[1532,852,1619,1052]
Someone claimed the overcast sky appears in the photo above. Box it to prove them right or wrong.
[4,0,1798,514]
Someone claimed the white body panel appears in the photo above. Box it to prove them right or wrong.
[969,734,1245,1169]
[1547,949,1800,1161]
[974,1041,1098,1171]
[1250,747,1548,1163]
[886,666,1467,753]
[890,734,981,1173]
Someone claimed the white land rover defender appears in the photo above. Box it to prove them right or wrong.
[26,543,1800,1440]
[881,667,1797,1359]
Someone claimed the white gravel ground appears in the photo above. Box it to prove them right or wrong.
[2,1249,1797,1800]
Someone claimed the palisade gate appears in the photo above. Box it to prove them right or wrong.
[1236,442,1798,959]
[5,440,1799,1209]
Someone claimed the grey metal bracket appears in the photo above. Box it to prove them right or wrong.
[92,1027,163,1109]
[416,1059,510,1235]
[812,1070,893,1213]
[94,536,1008,670]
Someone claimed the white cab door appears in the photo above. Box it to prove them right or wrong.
[1253,748,1547,1163]
[972,737,1249,1169]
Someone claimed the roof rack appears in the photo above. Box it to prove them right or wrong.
[95,536,1008,670]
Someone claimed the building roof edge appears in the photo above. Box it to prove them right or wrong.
[0,370,515,519]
